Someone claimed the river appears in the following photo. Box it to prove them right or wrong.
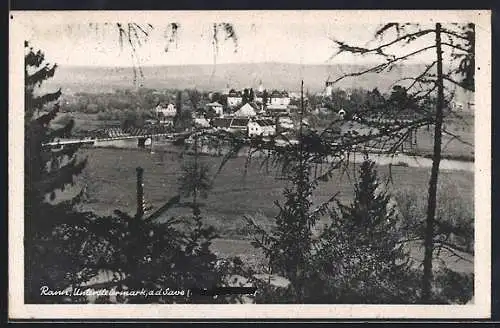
[88,138,473,173]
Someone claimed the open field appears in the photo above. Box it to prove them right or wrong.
[62,147,474,275]
[67,147,473,234]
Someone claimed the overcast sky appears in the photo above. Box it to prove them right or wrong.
[15,11,478,67]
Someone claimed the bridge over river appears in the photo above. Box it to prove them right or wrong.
[42,126,191,148]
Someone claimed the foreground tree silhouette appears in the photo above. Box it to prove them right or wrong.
[24,41,89,302]
[330,22,475,302]
[23,43,230,304]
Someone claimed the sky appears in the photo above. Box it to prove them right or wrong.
[13,10,480,68]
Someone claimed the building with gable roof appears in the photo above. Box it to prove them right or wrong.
[155,103,177,117]
[248,118,276,137]
[269,90,291,108]
[233,102,259,117]
[227,89,243,108]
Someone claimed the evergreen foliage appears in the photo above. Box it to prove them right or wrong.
[311,159,417,303]
[24,41,89,302]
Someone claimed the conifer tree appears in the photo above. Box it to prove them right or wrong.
[24,41,88,302]
[312,159,416,303]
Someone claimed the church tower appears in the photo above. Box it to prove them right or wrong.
[258,80,264,93]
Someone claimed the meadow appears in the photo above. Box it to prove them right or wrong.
[64,146,474,275]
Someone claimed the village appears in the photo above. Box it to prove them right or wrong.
[151,81,350,141]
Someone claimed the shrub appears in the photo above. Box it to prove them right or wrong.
[434,268,474,304]
[63,208,227,304]
[393,183,474,254]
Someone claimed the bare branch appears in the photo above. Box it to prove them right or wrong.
[330,45,436,86]
[332,29,434,58]
[441,28,469,41]
[434,243,473,263]
[442,76,466,88]
[441,42,469,53]
[442,128,474,147]
[391,61,437,91]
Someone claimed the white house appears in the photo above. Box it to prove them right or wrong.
[289,92,301,100]
[206,101,224,117]
[269,90,291,108]
[193,117,211,128]
[277,116,294,130]
[234,103,258,117]
[247,118,276,137]
[212,117,250,134]
[255,91,264,105]
[227,89,243,108]
[155,103,177,117]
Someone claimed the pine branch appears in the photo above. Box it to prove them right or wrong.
[26,64,58,87]
[49,119,75,139]
[35,157,87,195]
[35,103,60,126]
[30,89,62,110]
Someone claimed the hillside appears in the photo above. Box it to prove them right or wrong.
[42,62,429,94]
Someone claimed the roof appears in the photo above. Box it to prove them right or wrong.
[267,104,289,111]
[228,89,242,97]
[251,119,275,127]
[270,90,289,98]
[212,118,232,128]
[206,102,223,107]
[232,118,250,127]
[234,103,258,117]
[156,103,175,108]
[211,117,250,128]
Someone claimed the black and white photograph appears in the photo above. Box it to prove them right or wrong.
[9,10,491,319]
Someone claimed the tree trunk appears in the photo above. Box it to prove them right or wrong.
[136,167,144,219]
[422,23,445,303]
[193,136,198,209]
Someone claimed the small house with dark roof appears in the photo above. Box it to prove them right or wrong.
[266,90,291,114]
[211,117,250,134]
[227,89,243,108]
[269,90,291,108]
[248,118,276,137]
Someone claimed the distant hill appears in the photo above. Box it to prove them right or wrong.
[42,62,431,95]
